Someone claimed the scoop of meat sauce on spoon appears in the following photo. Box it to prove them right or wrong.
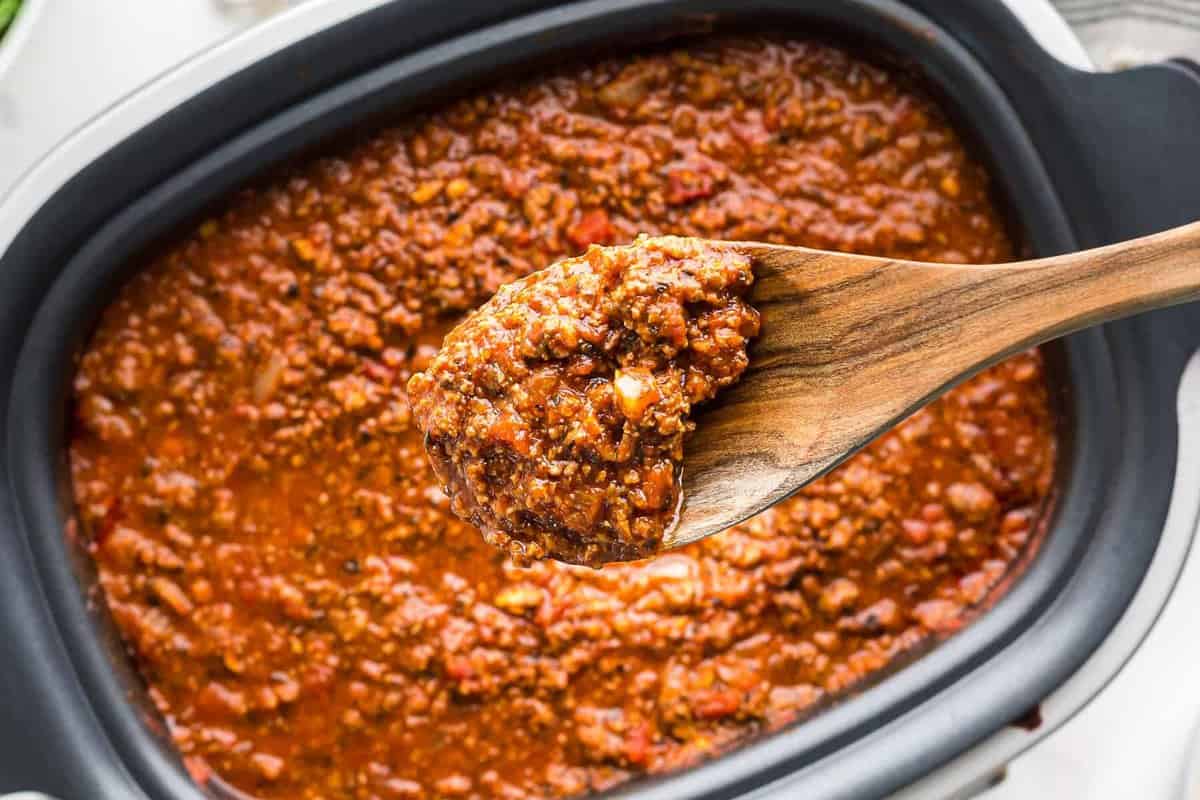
[410,223,1200,567]
[407,236,760,566]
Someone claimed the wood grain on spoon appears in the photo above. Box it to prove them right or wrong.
[670,220,1200,549]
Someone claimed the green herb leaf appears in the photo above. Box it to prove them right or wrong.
[0,0,22,38]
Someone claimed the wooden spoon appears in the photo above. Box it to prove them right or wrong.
[668,220,1200,550]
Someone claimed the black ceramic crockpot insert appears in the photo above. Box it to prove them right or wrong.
[2,2,1200,799]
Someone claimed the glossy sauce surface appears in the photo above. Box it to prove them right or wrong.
[70,38,1056,800]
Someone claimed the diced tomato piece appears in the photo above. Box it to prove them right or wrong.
[92,496,123,547]
[489,415,532,456]
[623,723,652,766]
[184,756,213,785]
[446,656,475,681]
[195,682,248,722]
[362,359,395,384]
[666,169,715,205]
[693,688,741,720]
[567,209,614,248]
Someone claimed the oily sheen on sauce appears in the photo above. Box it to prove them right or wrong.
[68,38,1056,800]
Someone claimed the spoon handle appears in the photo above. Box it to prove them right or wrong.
[740,220,1200,385]
[670,222,1200,548]
[955,220,1200,356]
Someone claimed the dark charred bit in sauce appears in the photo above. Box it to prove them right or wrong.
[408,236,760,566]
[69,37,1056,800]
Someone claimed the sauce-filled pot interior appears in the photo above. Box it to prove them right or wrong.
[65,34,1059,800]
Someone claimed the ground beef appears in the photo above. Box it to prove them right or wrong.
[69,37,1056,800]
[409,236,760,565]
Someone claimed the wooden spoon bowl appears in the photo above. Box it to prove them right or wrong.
[668,221,1200,549]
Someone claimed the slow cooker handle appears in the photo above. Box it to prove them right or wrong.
[1139,59,1200,376]
[1025,59,1200,242]
[918,0,1200,373]
[1012,57,1200,381]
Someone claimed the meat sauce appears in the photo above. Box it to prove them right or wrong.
[69,38,1056,800]
[408,236,760,566]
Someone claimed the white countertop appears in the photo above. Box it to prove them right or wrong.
[1,2,1196,798]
